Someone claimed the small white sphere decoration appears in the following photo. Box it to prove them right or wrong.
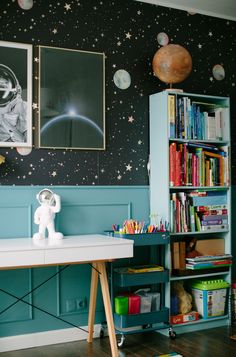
[16,147,32,156]
[113,69,131,90]
[18,0,33,10]
[212,64,225,81]
[157,32,169,46]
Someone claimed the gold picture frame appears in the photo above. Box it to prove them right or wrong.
[37,45,105,150]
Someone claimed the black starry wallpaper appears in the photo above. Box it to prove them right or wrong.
[0,0,235,186]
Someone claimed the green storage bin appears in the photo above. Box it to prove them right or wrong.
[114,296,128,315]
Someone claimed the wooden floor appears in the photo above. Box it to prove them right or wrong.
[1,326,236,357]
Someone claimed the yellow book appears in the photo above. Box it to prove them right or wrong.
[127,265,164,273]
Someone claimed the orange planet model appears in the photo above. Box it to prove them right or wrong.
[152,44,192,84]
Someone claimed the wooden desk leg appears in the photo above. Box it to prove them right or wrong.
[97,261,118,357]
[87,262,99,343]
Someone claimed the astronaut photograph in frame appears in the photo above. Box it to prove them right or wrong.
[38,45,105,150]
[0,41,32,147]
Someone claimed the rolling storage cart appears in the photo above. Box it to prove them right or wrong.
[103,232,175,348]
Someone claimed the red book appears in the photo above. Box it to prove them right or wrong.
[169,143,176,187]
[175,150,182,186]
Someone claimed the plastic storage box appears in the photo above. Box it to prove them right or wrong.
[191,279,230,319]
[115,296,128,315]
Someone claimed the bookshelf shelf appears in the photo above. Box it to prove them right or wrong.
[170,230,229,236]
[150,90,231,332]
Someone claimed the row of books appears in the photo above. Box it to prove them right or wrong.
[186,254,232,270]
[170,191,228,233]
[168,95,228,141]
[169,142,229,187]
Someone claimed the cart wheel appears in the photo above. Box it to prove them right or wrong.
[100,324,107,339]
[117,334,125,348]
[99,328,105,339]
[142,323,152,329]
[168,328,177,340]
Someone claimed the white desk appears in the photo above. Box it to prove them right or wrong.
[0,234,134,357]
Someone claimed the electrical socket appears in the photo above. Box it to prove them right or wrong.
[65,298,77,313]
[76,297,87,311]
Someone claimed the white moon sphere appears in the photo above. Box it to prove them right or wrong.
[157,32,169,46]
[212,64,225,81]
[18,0,33,10]
[16,147,32,156]
[113,69,131,90]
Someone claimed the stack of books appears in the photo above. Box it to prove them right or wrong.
[170,190,228,233]
[186,254,232,270]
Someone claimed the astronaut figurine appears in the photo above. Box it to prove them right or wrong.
[33,189,63,242]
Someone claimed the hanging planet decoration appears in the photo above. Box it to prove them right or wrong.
[212,64,225,81]
[113,69,131,90]
[152,44,192,84]
[17,0,33,10]
[16,147,32,156]
[157,32,169,46]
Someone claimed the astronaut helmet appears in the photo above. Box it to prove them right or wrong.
[37,189,55,206]
[0,64,22,107]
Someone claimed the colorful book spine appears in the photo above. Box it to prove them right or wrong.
[169,142,176,186]
[186,254,232,262]
[186,261,232,270]
[201,218,228,226]
[190,192,227,206]
[195,204,227,212]
[200,224,228,231]
[168,95,176,138]
[201,214,228,220]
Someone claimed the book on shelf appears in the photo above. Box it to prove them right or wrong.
[127,265,164,273]
[172,242,180,269]
[171,242,186,270]
[200,208,227,215]
[201,213,228,220]
[200,224,228,231]
[186,261,232,270]
[189,190,227,206]
[168,94,176,138]
[195,204,227,212]
[179,241,186,269]
[186,253,232,263]
[201,217,228,226]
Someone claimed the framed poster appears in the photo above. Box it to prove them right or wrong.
[38,46,105,150]
[0,41,32,147]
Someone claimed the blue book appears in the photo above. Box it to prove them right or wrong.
[190,191,227,206]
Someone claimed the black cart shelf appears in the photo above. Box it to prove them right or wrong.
[102,231,176,347]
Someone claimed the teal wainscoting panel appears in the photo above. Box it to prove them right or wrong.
[0,186,149,337]
[0,270,32,324]
[59,202,131,235]
[0,205,32,238]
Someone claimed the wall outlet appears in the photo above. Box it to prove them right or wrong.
[65,298,77,313]
[76,297,87,311]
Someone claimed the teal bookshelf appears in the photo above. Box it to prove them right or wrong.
[149,90,231,334]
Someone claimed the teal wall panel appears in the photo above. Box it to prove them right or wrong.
[0,205,32,238]
[0,269,32,323]
[0,186,149,337]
